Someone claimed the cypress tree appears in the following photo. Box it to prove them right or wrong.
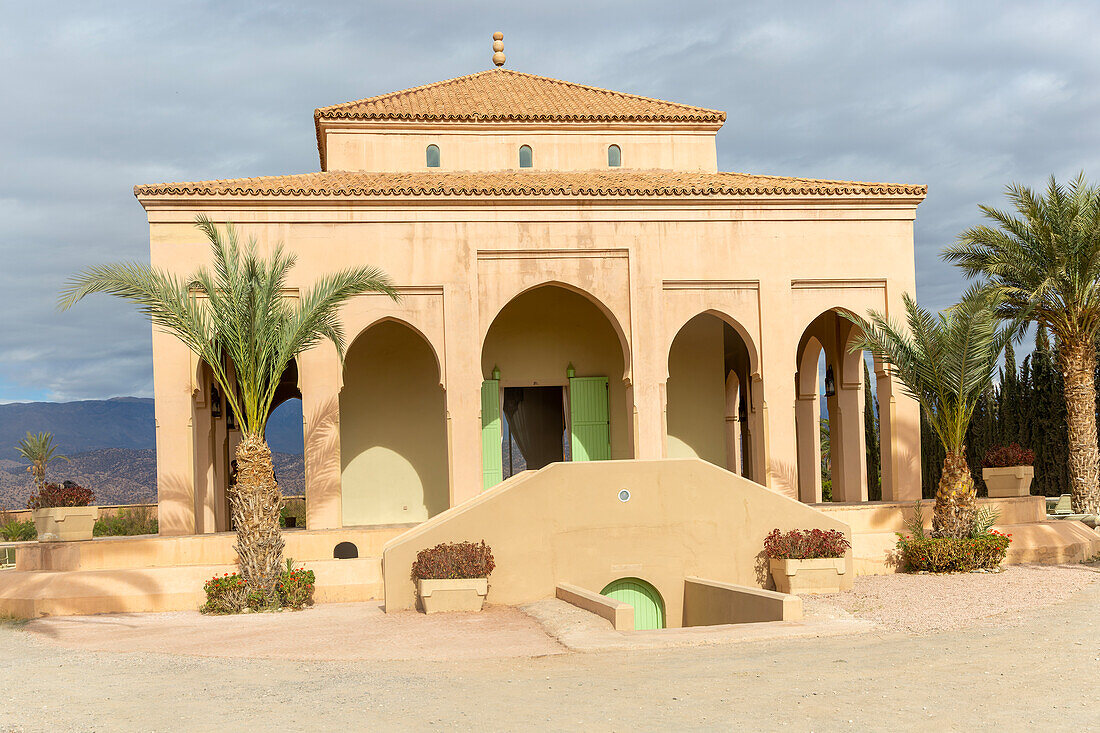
[864,360,881,500]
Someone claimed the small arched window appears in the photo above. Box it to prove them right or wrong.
[426,144,440,168]
[518,145,533,168]
[608,144,621,167]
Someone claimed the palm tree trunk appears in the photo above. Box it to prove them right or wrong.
[1061,339,1100,513]
[933,450,975,538]
[229,434,285,604]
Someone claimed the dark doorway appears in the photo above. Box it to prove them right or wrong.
[501,386,568,479]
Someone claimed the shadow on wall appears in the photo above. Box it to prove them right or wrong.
[304,396,341,528]
[340,321,448,526]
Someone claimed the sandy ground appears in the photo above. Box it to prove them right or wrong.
[3,566,1100,731]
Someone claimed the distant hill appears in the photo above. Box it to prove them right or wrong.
[0,397,305,510]
[0,397,305,454]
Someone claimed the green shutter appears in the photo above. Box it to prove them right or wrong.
[569,376,611,462]
[481,379,503,490]
[601,578,665,630]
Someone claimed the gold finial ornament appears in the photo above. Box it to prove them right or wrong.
[492,31,506,67]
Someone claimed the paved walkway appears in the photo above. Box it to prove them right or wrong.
[3,580,1099,731]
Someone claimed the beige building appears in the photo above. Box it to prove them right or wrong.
[135,58,925,537]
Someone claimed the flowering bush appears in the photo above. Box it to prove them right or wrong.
[201,560,316,614]
[411,540,495,580]
[982,444,1035,468]
[895,531,1011,572]
[763,528,850,560]
[26,482,95,510]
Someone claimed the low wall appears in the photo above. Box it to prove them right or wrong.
[682,577,802,626]
[15,524,413,572]
[382,459,853,626]
[556,583,634,631]
[1,503,159,524]
[816,496,1100,574]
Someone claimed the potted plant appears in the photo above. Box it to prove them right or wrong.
[27,481,97,542]
[764,528,850,594]
[981,444,1035,498]
[411,540,495,613]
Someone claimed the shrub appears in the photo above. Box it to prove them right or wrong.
[26,482,94,510]
[411,540,495,580]
[0,512,36,541]
[763,528,850,560]
[982,443,1035,468]
[201,559,315,614]
[896,531,1011,572]
[94,507,158,537]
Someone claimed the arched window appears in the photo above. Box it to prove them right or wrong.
[518,145,533,168]
[425,144,440,168]
[607,144,621,167]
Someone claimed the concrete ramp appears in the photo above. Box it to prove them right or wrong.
[382,459,853,626]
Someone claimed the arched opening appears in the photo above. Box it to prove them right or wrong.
[607,144,621,167]
[425,144,440,168]
[480,285,628,487]
[340,320,448,525]
[666,312,759,479]
[795,310,885,503]
[601,577,665,630]
[518,144,533,168]
[267,390,304,528]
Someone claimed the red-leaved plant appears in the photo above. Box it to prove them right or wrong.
[982,443,1035,468]
[26,482,95,510]
[411,540,495,580]
[763,528,850,560]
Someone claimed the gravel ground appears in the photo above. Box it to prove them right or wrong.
[3,578,1100,731]
[803,564,1100,634]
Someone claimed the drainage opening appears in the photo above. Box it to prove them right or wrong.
[333,541,359,559]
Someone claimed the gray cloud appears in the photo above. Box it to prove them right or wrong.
[2,1,1098,400]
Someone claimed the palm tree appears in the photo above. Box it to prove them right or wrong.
[15,431,67,488]
[844,290,1017,538]
[59,215,397,602]
[943,174,1100,513]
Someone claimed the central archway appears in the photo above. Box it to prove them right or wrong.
[480,284,629,486]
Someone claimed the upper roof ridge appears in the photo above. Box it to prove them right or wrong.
[313,68,726,123]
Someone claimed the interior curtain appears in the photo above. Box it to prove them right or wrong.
[503,388,564,471]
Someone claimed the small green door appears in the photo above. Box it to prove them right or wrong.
[601,578,664,630]
[569,376,611,461]
[481,379,503,490]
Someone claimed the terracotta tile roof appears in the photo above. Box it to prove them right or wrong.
[134,170,927,200]
[314,69,726,124]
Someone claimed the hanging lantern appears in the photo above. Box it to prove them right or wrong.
[823,366,837,397]
[210,386,222,418]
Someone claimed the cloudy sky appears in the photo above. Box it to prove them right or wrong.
[2,1,1098,402]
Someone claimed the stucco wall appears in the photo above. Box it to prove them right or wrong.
[321,126,719,173]
[666,314,727,465]
[381,458,853,626]
[340,321,449,525]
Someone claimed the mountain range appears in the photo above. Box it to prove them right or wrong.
[0,398,304,510]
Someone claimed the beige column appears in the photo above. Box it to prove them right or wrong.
[298,344,342,529]
[447,281,484,507]
[192,398,216,534]
[834,374,869,502]
[152,330,196,536]
[795,392,823,502]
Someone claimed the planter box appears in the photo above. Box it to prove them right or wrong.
[769,557,846,595]
[417,578,488,613]
[32,506,97,542]
[982,465,1034,498]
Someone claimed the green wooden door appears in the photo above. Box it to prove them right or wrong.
[569,376,611,461]
[481,379,503,490]
[601,578,664,630]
